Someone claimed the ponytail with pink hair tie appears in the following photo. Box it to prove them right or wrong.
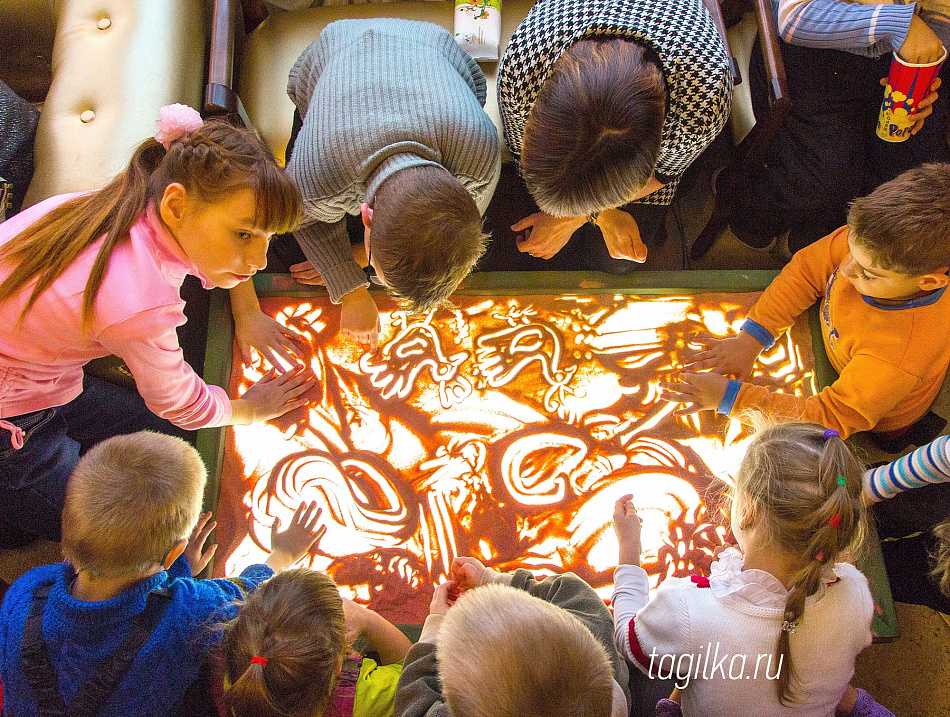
[154,104,203,149]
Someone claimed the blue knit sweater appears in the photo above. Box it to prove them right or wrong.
[0,556,272,717]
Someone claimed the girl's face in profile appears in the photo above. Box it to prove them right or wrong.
[161,185,271,289]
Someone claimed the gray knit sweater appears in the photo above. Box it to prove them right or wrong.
[286,19,501,303]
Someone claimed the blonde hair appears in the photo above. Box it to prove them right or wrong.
[732,422,867,705]
[437,584,614,717]
[221,569,348,717]
[931,518,950,598]
[0,119,302,332]
[372,165,489,314]
[61,431,206,578]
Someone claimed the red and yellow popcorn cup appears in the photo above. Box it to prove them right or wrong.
[876,46,947,142]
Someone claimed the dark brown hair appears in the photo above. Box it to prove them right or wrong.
[848,163,950,275]
[221,569,348,717]
[520,38,666,218]
[0,119,302,331]
[371,165,488,313]
[732,422,867,705]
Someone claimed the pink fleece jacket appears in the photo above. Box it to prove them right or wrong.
[0,194,231,429]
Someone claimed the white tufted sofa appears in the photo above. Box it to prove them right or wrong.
[0,0,207,208]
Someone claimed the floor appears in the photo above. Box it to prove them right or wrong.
[2,150,948,715]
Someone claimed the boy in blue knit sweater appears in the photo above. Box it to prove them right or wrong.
[0,431,324,717]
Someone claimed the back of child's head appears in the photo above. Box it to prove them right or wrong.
[436,583,614,717]
[848,163,950,275]
[732,421,868,704]
[371,165,489,314]
[61,431,206,578]
[0,117,302,329]
[221,568,347,717]
[520,38,666,218]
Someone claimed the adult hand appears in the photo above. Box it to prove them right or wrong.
[682,331,763,381]
[430,580,458,617]
[184,511,217,576]
[659,371,730,416]
[340,287,381,351]
[512,212,586,260]
[238,366,314,422]
[613,494,643,566]
[898,15,945,65]
[596,208,648,262]
[234,309,308,370]
[266,500,326,571]
[289,260,325,286]
[880,75,943,135]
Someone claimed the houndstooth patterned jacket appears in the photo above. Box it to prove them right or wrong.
[498,0,733,206]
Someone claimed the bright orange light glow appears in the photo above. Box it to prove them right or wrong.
[215,293,817,622]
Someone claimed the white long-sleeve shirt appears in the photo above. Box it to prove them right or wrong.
[612,549,873,717]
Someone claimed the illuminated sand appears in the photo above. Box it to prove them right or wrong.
[215,293,817,622]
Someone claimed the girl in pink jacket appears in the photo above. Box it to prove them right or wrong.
[0,106,312,547]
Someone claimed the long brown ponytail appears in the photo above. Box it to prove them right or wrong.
[221,569,348,717]
[732,422,867,705]
[0,119,302,332]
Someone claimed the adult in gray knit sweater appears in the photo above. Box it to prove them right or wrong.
[286,19,501,349]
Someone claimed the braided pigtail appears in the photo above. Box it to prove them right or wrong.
[733,423,867,705]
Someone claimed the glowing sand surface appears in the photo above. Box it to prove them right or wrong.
[215,292,817,622]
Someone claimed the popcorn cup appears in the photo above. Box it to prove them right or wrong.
[876,46,947,142]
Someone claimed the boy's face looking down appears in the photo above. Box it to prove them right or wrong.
[841,231,949,301]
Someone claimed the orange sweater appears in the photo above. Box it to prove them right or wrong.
[724,227,950,437]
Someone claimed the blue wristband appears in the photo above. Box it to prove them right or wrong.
[741,319,776,349]
[717,379,742,416]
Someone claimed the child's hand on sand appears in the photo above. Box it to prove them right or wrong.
[430,580,459,616]
[266,501,326,571]
[683,332,762,381]
[340,287,381,351]
[613,494,643,566]
[184,511,217,576]
[659,372,729,415]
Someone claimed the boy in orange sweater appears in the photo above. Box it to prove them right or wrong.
[661,164,950,450]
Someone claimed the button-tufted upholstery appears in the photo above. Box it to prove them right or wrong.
[1,1,207,208]
[238,0,537,165]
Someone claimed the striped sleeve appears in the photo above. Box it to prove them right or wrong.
[864,435,950,502]
[775,0,916,56]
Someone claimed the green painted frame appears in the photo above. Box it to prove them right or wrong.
[197,270,898,639]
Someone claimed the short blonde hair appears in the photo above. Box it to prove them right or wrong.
[62,431,206,578]
[437,584,614,717]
